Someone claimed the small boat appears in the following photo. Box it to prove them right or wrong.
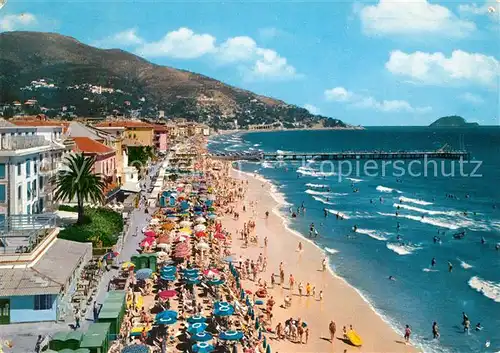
[453,231,466,239]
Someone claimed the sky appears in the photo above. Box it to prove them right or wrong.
[0,0,499,126]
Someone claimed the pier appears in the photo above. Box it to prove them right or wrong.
[210,150,470,161]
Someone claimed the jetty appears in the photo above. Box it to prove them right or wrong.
[210,150,470,161]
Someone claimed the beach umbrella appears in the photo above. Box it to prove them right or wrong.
[194,224,206,232]
[255,317,260,330]
[160,274,176,282]
[144,230,156,238]
[258,329,262,340]
[102,251,119,260]
[213,305,234,317]
[155,310,178,325]
[121,262,135,270]
[157,243,171,251]
[255,300,264,306]
[174,235,187,242]
[207,213,217,220]
[219,331,244,341]
[214,232,225,240]
[161,265,176,273]
[179,228,192,235]
[263,336,267,348]
[202,269,220,277]
[156,251,168,257]
[158,290,177,299]
[121,344,149,353]
[179,221,192,227]
[184,277,201,285]
[195,217,206,224]
[135,268,153,280]
[223,256,235,263]
[266,344,271,353]
[182,268,199,275]
[192,342,214,353]
[191,332,213,342]
[206,278,224,286]
[196,242,210,250]
[195,231,207,238]
[187,315,207,324]
[187,322,208,334]
[140,238,154,247]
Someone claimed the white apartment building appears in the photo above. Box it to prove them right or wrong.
[0,126,67,222]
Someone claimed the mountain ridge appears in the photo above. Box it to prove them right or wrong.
[0,31,346,129]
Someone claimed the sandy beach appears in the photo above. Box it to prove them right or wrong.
[223,166,419,353]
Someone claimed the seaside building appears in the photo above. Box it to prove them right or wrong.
[95,120,155,147]
[153,125,169,152]
[0,215,92,324]
[0,124,67,219]
[71,137,118,199]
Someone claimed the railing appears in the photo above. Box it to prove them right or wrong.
[0,135,50,150]
[0,213,58,254]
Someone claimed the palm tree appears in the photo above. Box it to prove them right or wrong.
[53,153,106,224]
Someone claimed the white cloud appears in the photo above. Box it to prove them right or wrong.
[136,27,216,59]
[0,13,37,31]
[304,104,320,115]
[324,86,430,113]
[215,36,258,63]
[93,28,144,48]
[460,92,484,105]
[358,0,476,38]
[324,87,353,102]
[386,50,499,87]
[215,36,299,80]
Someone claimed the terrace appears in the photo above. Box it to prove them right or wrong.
[0,213,58,257]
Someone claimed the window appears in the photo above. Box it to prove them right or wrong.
[34,160,38,174]
[0,185,5,203]
[34,295,52,311]
[27,183,31,199]
[0,164,5,179]
[0,214,5,226]
[32,180,37,194]
[26,159,31,177]
[26,205,30,215]
[17,185,22,200]
[17,163,21,176]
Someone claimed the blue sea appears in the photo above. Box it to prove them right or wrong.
[208,127,500,353]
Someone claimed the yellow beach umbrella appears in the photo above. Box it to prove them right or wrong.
[179,227,192,235]
[121,262,135,270]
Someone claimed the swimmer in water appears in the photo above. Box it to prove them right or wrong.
[431,257,437,267]
[397,222,400,229]
[353,225,358,232]
[388,276,396,281]
[448,261,453,272]
[481,237,486,244]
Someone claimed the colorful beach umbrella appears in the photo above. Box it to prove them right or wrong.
[158,290,177,299]
[121,262,135,270]
[187,315,206,324]
[144,230,156,237]
[219,331,244,341]
[191,332,213,342]
[135,268,153,280]
[192,342,214,353]
[102,251,119,260]
[187,322,208,334]
[195,231,207,238]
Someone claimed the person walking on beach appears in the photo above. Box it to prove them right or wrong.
[289,274,295,290]
[297,241,303,252]
[329,320,336,343]
[322,258,327,271]
[271,273,275,288]
[404,325,411,344]
[74,309,81,330]
[319,290,323,301]
[298,282,304,296]
[432,321,440,339]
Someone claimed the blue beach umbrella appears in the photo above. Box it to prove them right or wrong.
[187,322,208,334]
[160,274,176,282]
[219,331,244,341]
[192,342,214,353]
[192,332,213,342]
[213,305,234,317]
[161,266,177,273]
[155,310,178,325]
[135,268,153,280]
[206,278,224,286]
[223,256,235,263]
[255,300,264,305]
[187,315,207,324]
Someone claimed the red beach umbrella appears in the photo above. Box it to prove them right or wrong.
[144,230,156,238]
[158,290,177,299]
[214,232,225,240]
[203,269,220,276]
[195,231,207,238]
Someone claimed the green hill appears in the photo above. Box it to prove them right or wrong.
[429,116,479,128]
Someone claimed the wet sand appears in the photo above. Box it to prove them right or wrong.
[222,167,419,352]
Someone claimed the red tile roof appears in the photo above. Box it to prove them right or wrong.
[95,120,154,129]
[153,124,169,132]
[72,137,115,154]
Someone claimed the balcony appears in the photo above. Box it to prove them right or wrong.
[39,160,62,176]
[0,135,50,151]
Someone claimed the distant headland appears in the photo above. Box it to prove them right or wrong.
[429,116,479,128]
